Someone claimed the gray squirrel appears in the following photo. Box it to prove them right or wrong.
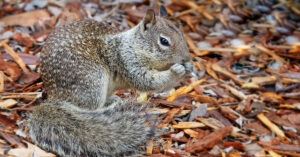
[27,6,192,156]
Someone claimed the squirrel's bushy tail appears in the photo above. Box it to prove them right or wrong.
[27,99,156,157]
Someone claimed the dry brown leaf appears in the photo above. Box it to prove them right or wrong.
[258,141,300,153]
[0,113,17,128]
[256,44,285,63]
[2,42,30,73]
[7,141,56,157]
[212,63,245,85]
[165,147,191,157]
[251,76,277,85]
[185,126,232,153]
[0,71,4,92]
[18,72,40,85]
[184,129,199,138]
[257,113,289,142]
[280,77,300,84]
[0,10,50,27]
[0,132,25,147]
[221,83,246,100]
[0,99,18,108]
[167,78,206,101]
[222,141,245,150]
[1,53,40,65]
[195,117,224,130]
[244,121,271,135]
[0,59,21,81]
[194,95,218,104]
[205,61,219,80]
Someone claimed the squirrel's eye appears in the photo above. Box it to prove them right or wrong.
[160,37,170,46]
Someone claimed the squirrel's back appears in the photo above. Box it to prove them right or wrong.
[41,19,117,109]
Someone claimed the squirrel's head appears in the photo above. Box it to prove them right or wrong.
[134,6,190,71]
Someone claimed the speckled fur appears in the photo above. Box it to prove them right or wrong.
[28,10,190,157]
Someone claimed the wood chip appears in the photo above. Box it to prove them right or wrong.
[0,71,4,92]
[184,129,199,138]
[172,122,205,129]
[256,44,285,63]
[0,10,50,27]
[251,76,277,85]
[185,126,232,153]
[257,113,289,142]
[221,83,246,100]
[0,99,18,108]
[146,139,154,155]
[167,78,206,101]
[212,63,245,85]
[2,42,30,73]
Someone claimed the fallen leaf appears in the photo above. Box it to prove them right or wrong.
[222,141,245,150]
[0,99,18,108]
[185,126,232,153]
[7,141,56,157]
[184,129,199,138]
[0,10,50,27]
[251,76,277,85]
[244,121,271,135]
[188,104,207,121]
[212,63,245,85]
[0,59,21,81]
[18,72,40,85]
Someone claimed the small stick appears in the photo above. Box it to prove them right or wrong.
[0,39,9,47]
[172,122,205,129]
[175,8,196,17]
[1,95,37,99]
[252,24,273,28]
[256,44,286,63]
[0,71,4,92]
[212,63,245,85]
[257,113,290,142]
[198,48,238,52]
[2,42,30,73]
[167,78,206,101]
[185,35,202,55]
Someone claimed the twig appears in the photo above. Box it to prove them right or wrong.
[1,41,30,73]
[257,113,290,143]
[0,71,4,92]
[167,78,206,101]
[212,63,245,85]
[256,44,286,63]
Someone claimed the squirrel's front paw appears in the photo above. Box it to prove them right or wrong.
[183,62,194,73]
[170,63,186,77]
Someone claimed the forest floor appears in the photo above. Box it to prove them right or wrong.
[0,0,300,156]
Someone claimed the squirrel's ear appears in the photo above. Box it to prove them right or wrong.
[159,6,168,17]
[142,9,156,31]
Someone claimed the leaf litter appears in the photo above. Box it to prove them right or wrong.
[0,0,299,156]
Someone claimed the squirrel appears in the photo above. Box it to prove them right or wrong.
[27,6,192,157]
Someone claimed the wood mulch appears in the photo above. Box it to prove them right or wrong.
[0,0,299,156]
